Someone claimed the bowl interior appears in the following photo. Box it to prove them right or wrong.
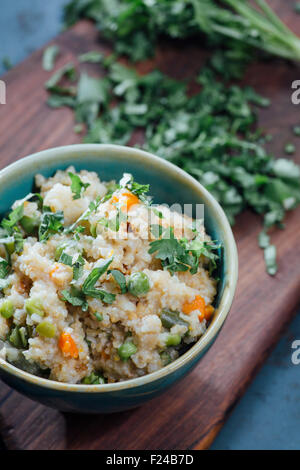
[0,146,227,308]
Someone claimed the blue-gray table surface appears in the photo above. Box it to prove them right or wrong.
[0,0,299,451]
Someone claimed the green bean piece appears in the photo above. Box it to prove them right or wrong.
[160,350,172,366]
[118,341,137,361]
[128,272,150,297]
[160,309,189,329]
[20,215,39,234]
[165,333,181,347]
[5,241,15,255]
[19,326,28,348]
[0,299,14,319]
[90,223,97,238]
[82,372,105,384]
[36,321,56,338]
[9,326,22,349]
[25,298,44,317]
[94,312,103,321]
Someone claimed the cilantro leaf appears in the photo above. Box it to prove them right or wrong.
[45,63,76,90]
[109,269,127,294]
[0,257,10,279]
[68,172,90,199]
[59,252,73,266]
[149,227,189,275]
[42,45,60,71]
[119,173,149,199]
[78,51,103,63]
[61,286,88,311]
[82,257,115,304]
[39,208,64,242]
[0,256,10,291]
[73,255,85,281]
[1,204,24,234]
[264,244,277,276]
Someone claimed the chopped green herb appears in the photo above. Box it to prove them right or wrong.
[74,123,84,133]
[0,257,10,280]
[109,269,127,294]
[61,286,88,311]
[20,215,39,234]
[43,5,300,276]
[72,255,85,281]
[264,244,277,276]
[45,62,76,90]
[119,173,149,202]
[293,125,300,136]
[151,208,164,219]
[149,227,188,275]
[42,45,60,71]
[1,204,24,234]
[58,251,73,267]
[78,51,104,63]
[82,257,115,304]
[284,143,296,154]
[69,172,90,199]
[39,208,64,242]
[82,372,105,384]
[258,231,270,249]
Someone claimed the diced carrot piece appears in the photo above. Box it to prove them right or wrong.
[49,263,60,278]
[182,295,206,317]
[125,193,139,211]
[111,195,119,205]
[59,332,79,359]
[111,192,139,212]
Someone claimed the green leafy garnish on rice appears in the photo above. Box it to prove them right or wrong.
[68,172,90,199]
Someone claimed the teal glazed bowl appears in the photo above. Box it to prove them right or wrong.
[0,144,238,413]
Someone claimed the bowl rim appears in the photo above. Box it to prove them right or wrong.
[0,144,238,393]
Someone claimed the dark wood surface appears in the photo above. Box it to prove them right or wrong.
[0,1,299,450]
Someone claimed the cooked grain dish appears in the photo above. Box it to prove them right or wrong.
[0,168,218,384]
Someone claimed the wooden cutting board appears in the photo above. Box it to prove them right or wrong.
[0,2,299,450]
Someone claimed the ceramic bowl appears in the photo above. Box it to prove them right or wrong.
[0,144,238,413]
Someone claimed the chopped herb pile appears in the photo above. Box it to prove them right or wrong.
[43,51,300,275]
[64,0,300,62]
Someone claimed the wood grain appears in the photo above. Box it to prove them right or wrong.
[0,1,300,450]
